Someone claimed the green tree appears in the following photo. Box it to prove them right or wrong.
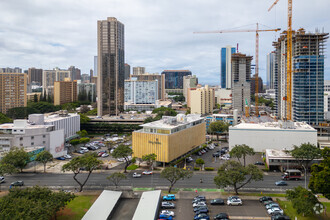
[0,186,75,219]
[229,144,255,167]
[35,150,53,173]
[160,167,193,193]
[77,129,88,137]
[286,186,319,216]
[1,147,30,172]
[62,153,102,192]
[152,107,177,117]
[86,108,97,115]
[79,113,90,124]
[0,163,17,191]
[142,153,157,170]
[195,158,205,170]
[79,137,90,147]
[290,143,322,169]
[207,121,229,141]
[214,161,263,194]
[6,107,39,119]
[185,107,191,115]
[107,172,127,189]
[112,144,133,173]
[0,112,12,124]
[309,147,330,199]
[33,94,38,102]
[70,139,81,152]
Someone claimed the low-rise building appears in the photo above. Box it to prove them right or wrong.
[132,114,205,163]
[189,85,215,115]
[205,113,240,131]
[214,88,232,107]
[229,121,317,152]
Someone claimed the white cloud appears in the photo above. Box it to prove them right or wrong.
[0,0,329,84]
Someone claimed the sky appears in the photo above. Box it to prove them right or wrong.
[0,0,329,85]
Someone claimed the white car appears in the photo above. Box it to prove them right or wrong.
[160,210,175,217]
[221,155,230,160]
[132,172,142,178]
[192,201,206,207]
[227,198,242,206]
[80,147,89,153]
[117,158,125,162]
[267,207,284,215]
[101,153,109,158]
[0,176,5,183]
[142,170,153,175]
[63,154,72,159]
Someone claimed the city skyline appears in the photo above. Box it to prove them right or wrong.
[0,0,329,85]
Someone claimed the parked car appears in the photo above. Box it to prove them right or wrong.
[264,200,275,206]
[192,198,205,204]
[266,203,280,210]
[210,198,225,205]
[220,155,230,160]
[271,214,291,220]
[10,181,24,187]
[158,214,173,220]
[101,153,109,158]
[161,202,175,209]
[227,197,242,206]
[212,152,221,157]
[56,156,66,160]
[77,150,85,154]
[275,181,288,186]
[193,201,207,208]
[186,157,194,163]
[259,196,273,203]
[63,154,72,159]
[194,195,206,201]
[163,194,176,201]
[194,213,210,220]
[195,207,209,214]
[98,152,105,157]
[80,147,89,153]
[268,207,284,215]
[255,161,265,165]
[0,176,5,183]
[160,210,175,217]
[132,172,142,178]
[214,213,229,220]
[142,170,153,175]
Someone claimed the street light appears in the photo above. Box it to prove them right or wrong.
[302,165,307,189]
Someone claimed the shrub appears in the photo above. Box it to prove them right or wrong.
[127,164,138,170]
[204,167,215,171]
[194,167,200,171]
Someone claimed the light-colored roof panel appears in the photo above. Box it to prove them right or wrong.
[132,190,161,220]
[82,190,122,220]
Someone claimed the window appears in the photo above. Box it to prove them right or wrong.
[31,142,34,145]
[31,136,34,140]
[43,141,46,144]
[43,135,46,138]
[20,137,23,141]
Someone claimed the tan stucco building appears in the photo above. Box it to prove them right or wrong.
[54,78,77,105]
[189,85,215,115]
[132,114,205,163]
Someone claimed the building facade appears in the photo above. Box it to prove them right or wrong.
[266,52,275,89]
[0,67,22,73]
[189,85,215,115]
[77,81,96,103]
[68,66,81,81]
[42,68,71,96]
[250,74,264,95]
[161,70,192,90]
[125,79,158,104]
[221,46,236,89]
[0,73,27,114]
[133,67,145,75]
[94,56,98,77]
[231,53,252,114]
[28,68,43,85]
[183,75,198,100]
[54,79,77,105]
[273,29,328,124]
[214,88,232,107]
[130,74,165,100]
[124,63,130,80]
[132,114,205,163]
[97,17,125,116]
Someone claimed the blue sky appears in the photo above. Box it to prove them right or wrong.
[0,0,329,85]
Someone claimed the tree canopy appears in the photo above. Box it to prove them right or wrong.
[229,144,255,167]
[0,163,17,191]
[214,161,263,194]
[290,143,322,169]
[77,130,88,137]
[1,147,30,172]
[62,153,102,192]
[107,172,127,189]
[196,158,205,169]
[0,186,75,220]
[6,107,40,119]
[207,121,229,141]
[309,147,330,199]
[286,186,320,216]
[112,144,133,173]
[79,113,90,124]
[35,150,53,173]
[142,153,157,169]
[160,167,193,193]
[0,112,12,124]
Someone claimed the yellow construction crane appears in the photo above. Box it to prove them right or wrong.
[194,24,280,116]
[268,0,292,121]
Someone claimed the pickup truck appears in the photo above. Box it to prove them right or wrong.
[132,172,142,178]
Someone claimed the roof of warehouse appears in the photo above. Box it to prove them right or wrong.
[82,190,122,220]
[140,114,203,129]
[132,190,161,220]
[230,121,316,131]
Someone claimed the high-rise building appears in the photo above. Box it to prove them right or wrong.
[133,67,145,75]
[221,46,236,89]
[130,73,165,100]
[94,56,98,77]
[161,70,192,92]
[97,17,125,116]
[266,52,275,89]
[273,29,328,124]
[250,74,264,95]
[0,67,22,73]
[54,78,77,105]
[42,68,71,97]
[231,53,252,114]
[68,66,81,81]
[81,74,90,83]
[0,73,27,114]
[77,81,96,103]
[28,68,43,84]
[124,63,130,80]
[189,85,215,115]
[125,79,158,104]
[183,75,198,100]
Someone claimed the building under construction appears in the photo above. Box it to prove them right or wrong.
[231,53,253,115]
[273,29,329,124]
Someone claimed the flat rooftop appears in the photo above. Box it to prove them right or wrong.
[44,113,79,122]
[0,123,53,130]
[231,121,316,131]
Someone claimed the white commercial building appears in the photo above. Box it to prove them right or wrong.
[124,79,158,104]
[214,88,232,107]
[0,120,66,158]
[229,121,317,152]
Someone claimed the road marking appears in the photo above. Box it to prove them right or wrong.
[229,216,269,220]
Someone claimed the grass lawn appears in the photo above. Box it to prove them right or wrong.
[57,195,99,220]
[278,200,330,220]
[127,164,139,170]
